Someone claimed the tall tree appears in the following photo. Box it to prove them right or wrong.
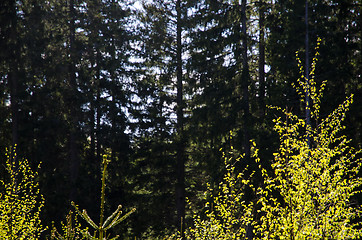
[240,0,251,161]
[258,0,266,117]
[94,0,133,236]
[185,0,256,184]
[266,0,361,146]
[0,0,49,163]
[8,4,19,148]
[67,0,80,203]
[0,1,12,152]
[175,0,186,236]
[0,0,22,150]
[129,0,190,237]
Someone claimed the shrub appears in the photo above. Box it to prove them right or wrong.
[254,40,362,239]
[176,39,362,239]
[169,132,255,239]
[0,146,46,239]
[50,210,87,240]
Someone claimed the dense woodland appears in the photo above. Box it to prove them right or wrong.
[0,0,361,238]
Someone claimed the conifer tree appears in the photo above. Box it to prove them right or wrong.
[129,0,189,236]
[72,155,135,240]
[185,0,257,181]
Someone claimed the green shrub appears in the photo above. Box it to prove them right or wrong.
[167,131,255,239]
[254,39,362,239]
[184,136,254,239]
[50,210,87,240]
[175,39,362,239]
[0,146,46,239]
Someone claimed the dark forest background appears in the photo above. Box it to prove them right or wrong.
[0,0,361,238]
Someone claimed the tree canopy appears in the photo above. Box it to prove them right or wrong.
[0,0,361,238]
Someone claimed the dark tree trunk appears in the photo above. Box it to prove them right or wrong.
[9,68,18,148]
[68,0,80,202]
[258,0,266,117]
[241,0,251,161]
[176,0,185,237]
[305,0,311,148]
[96,49,101,162]
[9,0,19,149]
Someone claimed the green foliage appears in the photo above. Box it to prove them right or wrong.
[0,1,361,238]
[50,211,87,240]
[171,132,254,239]
[72,155,136,240]
[0,146,46,239]
[175,42,362,239]
[254,42,362,239]
[255,96,362,238]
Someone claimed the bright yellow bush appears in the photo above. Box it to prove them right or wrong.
[0,147,46,239]
[172,132,254,239]
[254,39,362,239]
[50,210,87,240]
[254,96,362,239]
[175,39,362,239]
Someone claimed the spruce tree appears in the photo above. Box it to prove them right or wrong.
[129,0,190,236]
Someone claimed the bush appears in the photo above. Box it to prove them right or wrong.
[181,135,254,239]
[0,147,46,239]
[176,40,362,239]
[254,42,362,239]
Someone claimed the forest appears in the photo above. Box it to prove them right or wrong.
[0,0,361,239]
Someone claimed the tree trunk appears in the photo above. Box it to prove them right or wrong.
[96,49,101,162]
[258,0,266,117]
[241,0,251,161]
[9,0,19,149]
[176,0,185,237]
[68,0,80,202]
[305,0,311,148]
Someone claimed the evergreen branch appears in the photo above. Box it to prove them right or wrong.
[102,205,123,230]
[105,208,136,230]
[71,202,98,230]
[83,230,98,240]
[108,236,120,240]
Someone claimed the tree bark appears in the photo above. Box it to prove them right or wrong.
[241,0,251,161]
[68,0,80,202]
[258,0,266,117]
[176,0,185,237]
[305,0,311,148]
[9,0,19,148]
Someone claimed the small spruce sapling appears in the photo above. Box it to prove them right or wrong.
[72,154,136,240]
